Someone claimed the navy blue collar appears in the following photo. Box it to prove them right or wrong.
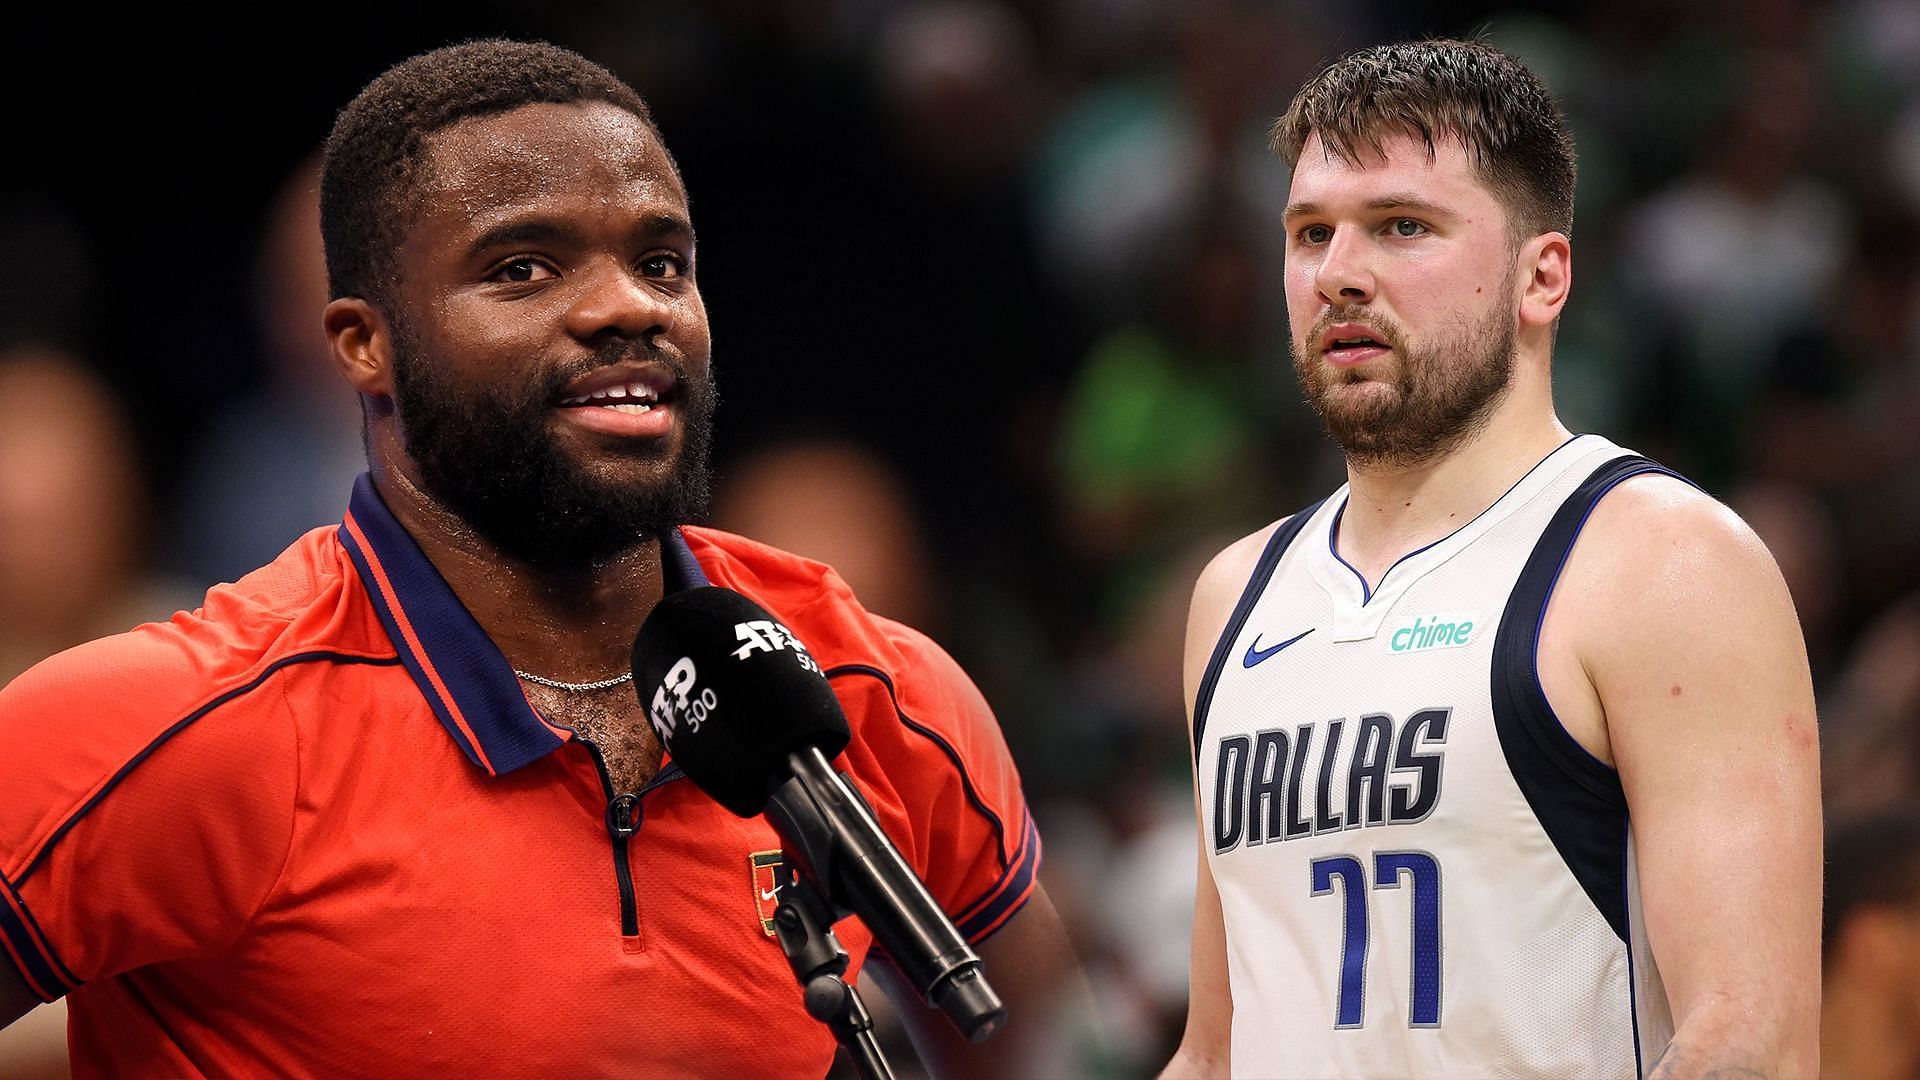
[337,472,710,775]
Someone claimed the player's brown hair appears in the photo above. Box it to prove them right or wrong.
[1273,39,1576,240]
[321,39,665,312]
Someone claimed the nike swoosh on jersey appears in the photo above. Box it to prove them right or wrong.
[1243,628,1314,668]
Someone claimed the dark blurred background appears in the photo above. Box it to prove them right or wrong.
[6,1,1920,1075]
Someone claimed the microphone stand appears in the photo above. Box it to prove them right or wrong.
[769,869,895,1080]
[766,773,897,1080]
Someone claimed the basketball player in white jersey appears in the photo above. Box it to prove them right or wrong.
[1164,40,1820,1079]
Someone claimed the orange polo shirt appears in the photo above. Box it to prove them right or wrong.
[0,474,1039,1078]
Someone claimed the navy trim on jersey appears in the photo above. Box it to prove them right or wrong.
[661,529,711,591]
[336,523,485,769]
[824,664,1010,865]
[0,872,73,1002]
[342,475,570,775]
[339,475,713,776]
[1489,454,1684,942]
[1,650,407,1003]
[639,761,686,792]
[1625,846,1646,1077]
[1326,501,1377,604]
[1192,501,1326,759]
[823,663,1038,939]
[17,651,404,887]
[1326,433,1588,606]
[955,815,1041,942]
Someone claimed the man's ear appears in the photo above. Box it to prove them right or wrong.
[1517,231,1571,331]
[324,297,396,399]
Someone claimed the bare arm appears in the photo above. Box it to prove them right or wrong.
[1569,480,1821,1077]
[0,995,69,1080]
[867,882,1092,1080]
[1161,524,1279,1078]
[1160,844,1232,1079]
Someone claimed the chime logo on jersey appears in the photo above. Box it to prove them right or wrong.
[748,850,790,937]
[1385,612,1482,654]
[1211,707,1450,854]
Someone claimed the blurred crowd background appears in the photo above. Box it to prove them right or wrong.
[7,0,1920,1075]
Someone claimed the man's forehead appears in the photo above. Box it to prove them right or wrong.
[417,101,684,215]
[1288,128,1483,205]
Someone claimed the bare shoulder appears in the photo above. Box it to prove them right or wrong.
[1558,470,1811,747]
[1559,479,1821,1073]
[1192,521,1285,619]
[1183,520,1288,721]
[1566,472,1790,620]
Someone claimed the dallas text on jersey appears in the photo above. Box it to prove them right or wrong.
[1211,707,1450,853]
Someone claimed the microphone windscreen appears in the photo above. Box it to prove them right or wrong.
[630,586,851,816]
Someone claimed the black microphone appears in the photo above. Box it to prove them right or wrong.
[631,586,1006,1042]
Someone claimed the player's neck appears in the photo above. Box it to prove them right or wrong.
[369,462,666,686]
[1336,396,1571,583]
[1819,975,1920,1080]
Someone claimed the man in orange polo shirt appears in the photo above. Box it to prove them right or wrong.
[0,40,1076,1077]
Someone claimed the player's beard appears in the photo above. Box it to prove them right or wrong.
[387,323,717,573]
[1291,299,1515,470]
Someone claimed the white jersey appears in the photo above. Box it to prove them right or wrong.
[1196,435,1677,1078]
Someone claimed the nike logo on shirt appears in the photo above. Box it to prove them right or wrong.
[1243,628,1313,668]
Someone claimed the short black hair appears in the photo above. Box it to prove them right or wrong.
[320,39,661,311]
[1825,804,1920,958]
[1274,38,1576,240]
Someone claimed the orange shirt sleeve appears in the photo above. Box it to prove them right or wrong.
[0,625,299,1000]
[830,618,1040,945]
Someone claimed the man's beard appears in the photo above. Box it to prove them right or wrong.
[388,326,716,572]
[1291,300,1515,470]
